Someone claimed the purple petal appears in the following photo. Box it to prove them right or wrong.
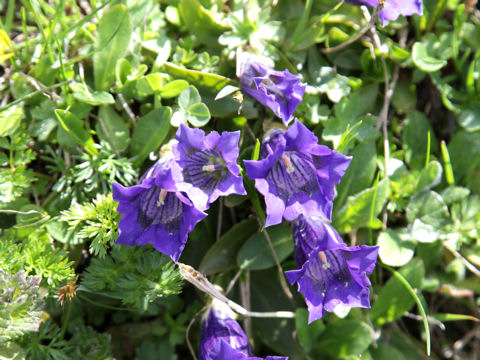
[173,125,246,211]
[287,217,379,323]
[238,52,306,126]
[345,0,423,25]
[113,157,206,262]
[244,121,351,225]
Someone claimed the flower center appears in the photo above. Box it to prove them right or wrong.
[183,149,228,194]
[266,151,319,202]
[138,186,183,231]
[281,154,294,173]
[156,188,168,206]
[318,251,330,269]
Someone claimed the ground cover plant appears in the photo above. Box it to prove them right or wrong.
[1,0,480,359]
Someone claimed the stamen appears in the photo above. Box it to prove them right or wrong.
[202,164,216,172]
[266,144,274,155]
[318,251,330,269]
[157,188,168,206]
[281,155,295,173]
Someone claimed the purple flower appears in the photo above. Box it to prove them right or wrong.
[345,0,423,25]
[243,120,351,227]
[172,124,246,211]
[199,306,288,360]
[285,216,379,323]
[238,52,306,126]
[113,157,207,262]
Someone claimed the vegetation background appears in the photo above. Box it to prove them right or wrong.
[1,0,479,359]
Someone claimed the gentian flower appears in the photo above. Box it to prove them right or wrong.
[243,120,351,227]
[172,124,246,211]
[285,216,379,323]
[345,0,423,25]
[199,305,288,360]
[113,157,207,262]
[237,51,306,126]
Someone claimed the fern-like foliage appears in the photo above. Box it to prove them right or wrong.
[0,230,75,287]
[19,320,113,360]
[42,141,136,203]
[81,245,183,309]
[58,193,120,257]
[0,128,37,204]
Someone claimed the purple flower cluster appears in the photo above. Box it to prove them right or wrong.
[199,306,288,360]
[243,119,378,322]
[113,123,246,263]
[113,53,381,357]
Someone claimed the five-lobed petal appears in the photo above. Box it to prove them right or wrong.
[173,124,247,211]
[285,216,379,323]
[238,52,306,126]
[244,120,351,227]
[345,0,423,25]
[113,158,207,263]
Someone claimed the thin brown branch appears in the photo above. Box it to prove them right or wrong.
[322,4,384,55]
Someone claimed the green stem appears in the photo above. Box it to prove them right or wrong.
[291,0,314,49]
[381,264,431,356]
[4,0,15,33]
[60,298,73,338]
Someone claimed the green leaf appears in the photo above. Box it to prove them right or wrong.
[15,205,50,228]
[412,42,447,73]
[187,102,210,127]
[416,161,443,192]
[431,313,479,323]
[336,141,377,206]
[406,190,449,228]
[199,218,258,275]
[378,229,416,267]
[164,62,234,92]
[402,111,438,169]
[441,186,471,205]
[448,130,480,185]
[54,109,98,156]
[371,259,425,326]
[295,308,325,353]
[237,225,293,270]
[392,78,417,115]
[71,83,115,105]
[157,80,189,99]
[178,0,227,49]
[96,106,129,152]
[458,106,480,132]
[130,106,172,167]
[94,4,132,91]
[316,320,373,357]
[178,86,201,110]
[381,263,431,356]
[0,105,23,137]
[371,343,405,360]
[334,178,390,233]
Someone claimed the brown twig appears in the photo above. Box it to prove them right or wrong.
[261,226,296,306]
[322,4,384,55]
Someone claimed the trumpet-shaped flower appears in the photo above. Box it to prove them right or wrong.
[113,158,207,262]
[285,216,379,323]
[345,0,423,25]
[238,52,306,126]
[172,124,246,211]
[199,306,288,360]
[243,120,351,227]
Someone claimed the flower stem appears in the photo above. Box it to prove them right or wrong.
[261,227,296,306]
